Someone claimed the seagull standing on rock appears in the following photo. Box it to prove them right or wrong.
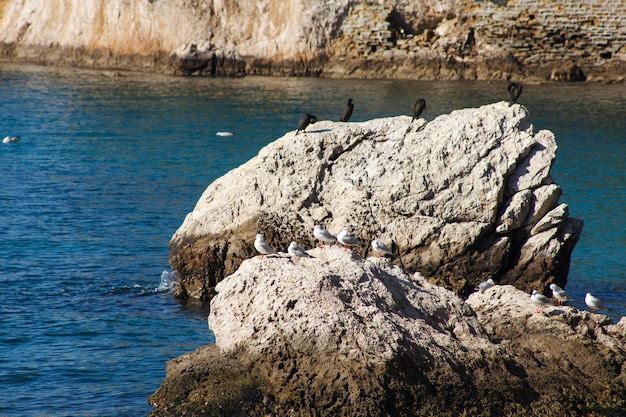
[313,225,336,248]
[531,290,554,314]
[337,227,360,251]
[371,239,393,258]
[288,241,310,259]
[585,293,606,313]
[476,278,495,293]
[254,234,276,259]
[550,283,573,306]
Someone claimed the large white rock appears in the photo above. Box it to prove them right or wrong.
[169,102,582,299]
[209,247,491,359]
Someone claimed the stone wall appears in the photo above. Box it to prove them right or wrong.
[332,3,437,60]
[329,0,626,80]
[463,0,626,70]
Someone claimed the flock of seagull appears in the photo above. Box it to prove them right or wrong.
[253,225,394,262]
[476,277,607,314]
[294,81,522,135]
[254,225,609,315]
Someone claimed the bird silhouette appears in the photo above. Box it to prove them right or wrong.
[340,98,354,122]
[507,81,523,104]
[412,98,426,122]
[296,113,317,135]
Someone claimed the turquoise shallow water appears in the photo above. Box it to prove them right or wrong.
[0,64,624,416]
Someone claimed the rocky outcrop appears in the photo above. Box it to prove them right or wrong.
[169,102,582,300]
[0,0,624,80]
[149,248,626,416]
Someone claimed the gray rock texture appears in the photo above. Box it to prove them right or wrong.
[149,249,626,416]
[169,102,582,300]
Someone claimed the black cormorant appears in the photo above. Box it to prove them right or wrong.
[507,81,523,104]
[412,98,426,122]
[296,113,317,135]
[340,98,354,122]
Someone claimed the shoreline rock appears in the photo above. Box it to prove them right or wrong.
[149,248,626,416]
[169,102,582,300]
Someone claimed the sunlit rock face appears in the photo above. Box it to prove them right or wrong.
[169,102,582,300]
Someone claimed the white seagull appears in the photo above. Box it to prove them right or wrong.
[2,136,20,143]
[288,241,310,258]
[313,225,336,247]
[337,227,361,250]
[254,234,276,259]
[371,239,393,257]
[530,290,554,314]
[585,293,606,313]
[549,283,573,306]
[476,278,495,293]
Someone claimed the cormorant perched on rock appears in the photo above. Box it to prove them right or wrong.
[340,98,354,122]
[296,113,317,135]
[411,98,426,122]
[507,81,523,104]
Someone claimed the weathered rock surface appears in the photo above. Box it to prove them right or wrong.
[149,249,626,416]
[169,102,582,300]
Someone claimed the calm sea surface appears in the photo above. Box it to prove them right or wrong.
[0,63,624,416]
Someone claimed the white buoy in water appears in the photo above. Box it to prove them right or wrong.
[216,131,234,137]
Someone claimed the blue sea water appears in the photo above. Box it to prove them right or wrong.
[0,63,624,416]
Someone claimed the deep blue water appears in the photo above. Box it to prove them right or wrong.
[0,63,624,416]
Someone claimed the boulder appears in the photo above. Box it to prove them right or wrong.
[169,102,582,300]
[149,249,626,416]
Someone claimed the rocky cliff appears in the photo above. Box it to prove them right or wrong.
[169,102,582,300]
[149,248,626,416]
[0,0,624,80]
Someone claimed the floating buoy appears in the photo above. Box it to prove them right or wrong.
[216,132,234,137]
[2,136,20,143]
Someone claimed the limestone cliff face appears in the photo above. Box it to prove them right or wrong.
[0,0,348,74]
[169,102,582,300]
[0,0,332,55]
[1,0,624,80]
